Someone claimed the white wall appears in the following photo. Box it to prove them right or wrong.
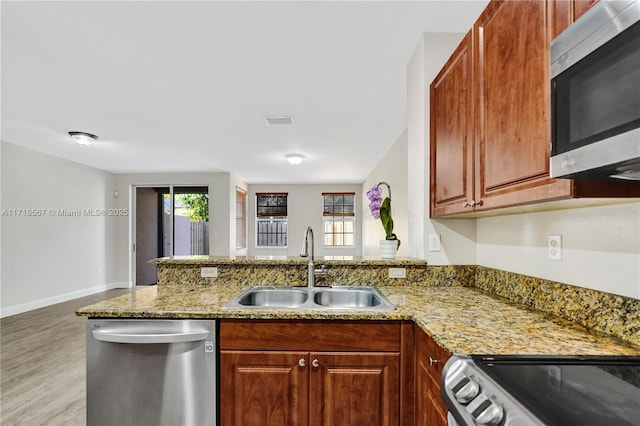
[407,32,477,265]
[248,184,362,258]
[362,130,408,257]
[477,203,640,299]
[0,141,120,316]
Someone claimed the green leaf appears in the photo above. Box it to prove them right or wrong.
[379,197,393,238]
[176,193,209,222]
[379,197,400,249]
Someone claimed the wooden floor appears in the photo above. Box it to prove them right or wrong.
[1,289,131,426]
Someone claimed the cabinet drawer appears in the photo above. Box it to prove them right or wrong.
[219,320,401,351]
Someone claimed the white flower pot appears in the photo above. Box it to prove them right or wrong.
[379,239,398,259]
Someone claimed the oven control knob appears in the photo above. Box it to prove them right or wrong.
[466,394,504,426]
[452,376,480,404]
[475,401,504,426]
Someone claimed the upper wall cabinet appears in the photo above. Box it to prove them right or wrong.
[549,0,599,38]
[474,0,560,211]
[430,32,473,217]
[430,0,639,218]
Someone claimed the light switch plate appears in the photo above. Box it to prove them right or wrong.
[428,234,441,252]
[201,267,218,278]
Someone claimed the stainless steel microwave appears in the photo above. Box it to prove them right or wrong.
[550,0,640,181]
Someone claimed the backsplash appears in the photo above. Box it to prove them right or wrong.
[475,266,640,347]
[156,261,475,288]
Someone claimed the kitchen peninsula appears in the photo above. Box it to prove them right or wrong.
[77,256,640,354]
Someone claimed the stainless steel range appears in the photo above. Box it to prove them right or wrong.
[441,355,640,426]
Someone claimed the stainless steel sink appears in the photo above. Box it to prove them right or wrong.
[313,288,387,309]
[224,286,394,311]
[236,287,308,308]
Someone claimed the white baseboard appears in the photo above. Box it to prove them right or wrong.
[112,281,131,289]
[0,281,131,318]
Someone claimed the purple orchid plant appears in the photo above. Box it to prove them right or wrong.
[366,181,400,249]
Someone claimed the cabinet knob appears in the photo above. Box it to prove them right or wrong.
[299,358,306,367]
[475,200,483,207]
[463,201,472,208]
[312,359,319,368]
[429,357,439,366]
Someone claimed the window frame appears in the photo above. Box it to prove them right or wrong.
[322,192,356,248]
[235,187,247,250]
[255,193,288,248]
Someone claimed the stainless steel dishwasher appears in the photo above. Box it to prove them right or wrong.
[86,319,217,426]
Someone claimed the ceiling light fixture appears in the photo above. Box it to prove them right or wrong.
[69,131,99,146]
[285,153,305,165]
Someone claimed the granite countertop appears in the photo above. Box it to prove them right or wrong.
[148,255,429,266]
[76,283,640,356]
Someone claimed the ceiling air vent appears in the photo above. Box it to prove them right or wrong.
[264,115,294,126]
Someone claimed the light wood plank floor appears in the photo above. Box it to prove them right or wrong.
[1,289,131,426]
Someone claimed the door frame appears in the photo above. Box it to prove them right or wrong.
[129,183,209,287]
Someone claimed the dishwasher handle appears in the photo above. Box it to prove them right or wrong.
[92,328,210,344]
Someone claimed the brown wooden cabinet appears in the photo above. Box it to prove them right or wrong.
[574,0,600,20]
[550,0,599,39]
[219,320,402,426]
[430,31,474,217]
[220,351,309,426]
[430,0,639,218]
[309,352,400,426]
[414,325,451,426]
[473,0,564,212]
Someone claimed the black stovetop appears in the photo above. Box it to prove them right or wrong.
[471,355,640,426]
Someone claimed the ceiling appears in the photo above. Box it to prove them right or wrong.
[1,1,487,184]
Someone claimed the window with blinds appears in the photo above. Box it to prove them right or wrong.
[236,187,247,250]
[256,193,288,247]
[322,192,355,247]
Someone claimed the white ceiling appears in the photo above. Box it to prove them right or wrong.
[1,0,487,184]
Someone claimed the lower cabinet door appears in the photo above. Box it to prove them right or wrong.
[415,324,450,426]
[220,351,309,426]
[415,364,448,426]
[220,349,401,426]
[309,352,400,426]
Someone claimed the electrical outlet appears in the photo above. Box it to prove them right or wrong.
[548,235,562,261]
[388,268,406,278]
[201,267,218,278]
[429,234,441,252]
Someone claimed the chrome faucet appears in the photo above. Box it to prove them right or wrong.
[300,226,326,287]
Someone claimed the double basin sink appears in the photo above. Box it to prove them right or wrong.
[224,286,395,311]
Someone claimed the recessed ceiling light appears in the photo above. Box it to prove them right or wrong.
[285,153,305,165]
[68,131,98,146]
[264,115,294,126]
